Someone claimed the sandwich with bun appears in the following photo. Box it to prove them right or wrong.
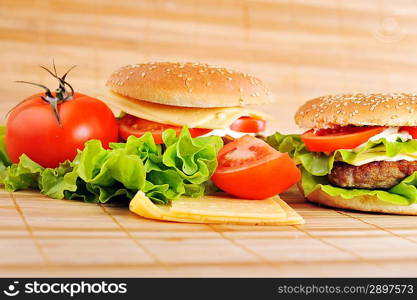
[104,62,273,143]
[267,93,417,215]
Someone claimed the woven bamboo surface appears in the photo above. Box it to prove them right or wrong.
[1,0,417,277]
[3,187,417,277]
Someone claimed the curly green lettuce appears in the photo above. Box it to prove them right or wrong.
[266,132,417,206]
[1,127,223,204]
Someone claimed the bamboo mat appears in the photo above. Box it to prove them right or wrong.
[3,187,417,277]
[2,0,417,277]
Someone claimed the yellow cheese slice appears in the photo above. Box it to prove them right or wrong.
[99,91,268,129]
[170,195,286,219]
[129,191,305,225]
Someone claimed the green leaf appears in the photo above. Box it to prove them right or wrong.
[4,154,44,191]
[40,161,78,199]
[0,126,11,167]
[162,127,223,185]
[1,128,223,204]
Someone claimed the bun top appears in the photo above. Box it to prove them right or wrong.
[106,62,274,108]
[295,93,417,128]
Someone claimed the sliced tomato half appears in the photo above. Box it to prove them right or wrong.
[230,116,266,133]
[301,126,386,153]
[119,114,212,144]
[211,135,300,199]
[400,126,417,139]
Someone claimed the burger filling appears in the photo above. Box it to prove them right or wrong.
[325,127,417,189]
[118,113,266,144]
[266,125,417,206]
[329,160,417,189]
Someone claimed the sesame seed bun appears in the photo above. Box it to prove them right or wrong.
[306,188,417,215]
[295,93,417,129]
[105,62,274,108]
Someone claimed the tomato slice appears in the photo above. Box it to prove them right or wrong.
[211,135,300,199]
[230,116,266,133]
[400,126,417,139]
[119,114,212,144]
[301,126,386,153]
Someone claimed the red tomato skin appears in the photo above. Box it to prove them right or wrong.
[211,136,301,200]
[230,117,266,133]
[212,153,300,199]
[6,93,118,168]
[118,114,212,144]
[301,126,386,153]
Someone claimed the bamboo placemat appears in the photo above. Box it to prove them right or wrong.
[3,187,417,277]
[1,0,417,277]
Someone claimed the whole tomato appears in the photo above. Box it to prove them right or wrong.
[6,71,118,168]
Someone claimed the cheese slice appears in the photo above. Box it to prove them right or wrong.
[99,91,268,129]
[171,195,286,219]
[129,191,305,225]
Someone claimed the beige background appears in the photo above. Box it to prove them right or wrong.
[2,0,416,132]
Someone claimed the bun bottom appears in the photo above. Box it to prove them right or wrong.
[306,188,417,215]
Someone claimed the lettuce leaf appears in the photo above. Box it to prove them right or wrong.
[266,132,417,176]
[266,132,417,206]
[1,127,223,204]
[0,127,10,182]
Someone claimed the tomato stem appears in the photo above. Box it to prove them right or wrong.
[14,63,77,127]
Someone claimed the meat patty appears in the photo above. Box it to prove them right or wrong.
[328,160,417,189]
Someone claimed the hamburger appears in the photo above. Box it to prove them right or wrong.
[103,62,274,143]
[267,93,417,215]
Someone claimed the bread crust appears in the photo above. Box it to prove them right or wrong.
[106,62,274,108]
[295,93,417,128]
[306,188,417,215]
